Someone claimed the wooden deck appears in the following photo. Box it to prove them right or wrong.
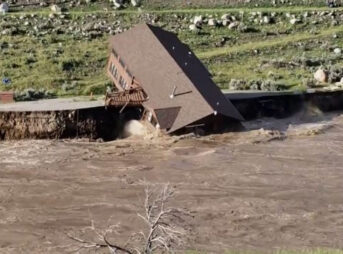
[105,89,147,107]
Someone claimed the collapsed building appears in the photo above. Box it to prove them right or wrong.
[105,23,244,134]
[2,24,343,140]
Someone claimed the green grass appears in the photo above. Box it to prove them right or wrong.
[8,6,343,16]
[197,25,343,89]
[197,26,343,59]
[0,35,109,95]
[1,5,343,95]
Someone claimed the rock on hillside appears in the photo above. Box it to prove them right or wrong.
[0,2,9,14]
[314,69,328,83]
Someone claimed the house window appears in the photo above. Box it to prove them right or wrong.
[114,68,118,79]
[109,62,118,80]
[119,76,126,89]
[123,79,128,89]
[112,65,118,79]
[119,76,123,87]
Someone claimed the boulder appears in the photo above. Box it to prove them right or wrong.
[1,28,10,35]
[50,4,62,13]
[113,0,124,8]
[228,21,239,30]
[334,48,341,54]
[189,24,200,32]
[222,19,230,26]
[221,14,230,20]
[0,2,9,14]
[334,77,343,87]
[290,18,301,25]
[193,15,203,26]
[314,69,328,83]
[331,20,338,26]
[263,16,271,24]
[131,0,141,7]
[208,18,217,26]
[237,23,248,33]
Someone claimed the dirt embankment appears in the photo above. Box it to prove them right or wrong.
[0,108,120,141]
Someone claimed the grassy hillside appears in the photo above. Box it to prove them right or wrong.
[0,1,343,98]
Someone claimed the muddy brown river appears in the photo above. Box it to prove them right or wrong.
[1,111,343,253]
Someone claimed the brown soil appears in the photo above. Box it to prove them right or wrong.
[1,112,343,253]
[0,108,120,141]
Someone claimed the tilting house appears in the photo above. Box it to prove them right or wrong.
[106,23,243,134]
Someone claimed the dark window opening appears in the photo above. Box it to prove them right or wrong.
[109,61,119,80]
[119,76,126,89]
[119,76,129,90]
[119,58,125,68]
[112,49,118,58]
[126,69,133,78]
[113,66,118,79]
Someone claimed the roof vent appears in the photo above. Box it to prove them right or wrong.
[170,85,177,99]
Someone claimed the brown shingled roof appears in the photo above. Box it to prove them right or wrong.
[109,23,243,133]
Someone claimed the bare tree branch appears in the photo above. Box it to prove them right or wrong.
[136,183,190,254]
[66,182,191,254]
[66,224,133,254]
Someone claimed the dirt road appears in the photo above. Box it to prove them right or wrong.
[1,112,343,253]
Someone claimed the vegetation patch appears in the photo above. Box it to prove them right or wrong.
[1,1,343,97]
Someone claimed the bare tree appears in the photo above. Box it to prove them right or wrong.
[136,183,189,254]
[66,219,132,253]
[67,183,191,254]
